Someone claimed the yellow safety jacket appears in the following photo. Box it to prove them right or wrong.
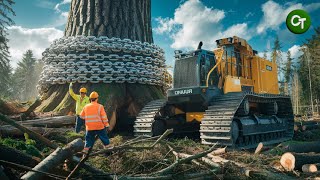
[80,102,109,131]
[69,87,90,115]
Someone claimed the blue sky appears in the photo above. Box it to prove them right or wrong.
[7,0,320,68]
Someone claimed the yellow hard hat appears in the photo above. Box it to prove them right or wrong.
[90,91,99,99]
[79,87,87,93]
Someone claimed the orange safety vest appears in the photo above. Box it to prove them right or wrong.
[80,102,109,131]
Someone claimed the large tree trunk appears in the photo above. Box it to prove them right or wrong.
[21,138,83,180]
[36,0,166,131]
[65,0,153,43]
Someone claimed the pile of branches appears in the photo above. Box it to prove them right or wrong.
[1,112,320,179]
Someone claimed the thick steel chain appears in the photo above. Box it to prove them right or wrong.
[37,36,167,94]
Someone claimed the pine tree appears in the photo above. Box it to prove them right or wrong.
[271,36,284,93]
[298,27,320,114]
[0,0,15,98]
[285,51,293,84]
[263,50,268,60]
[13,50,37,101]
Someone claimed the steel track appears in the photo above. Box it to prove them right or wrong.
[200,92,294,148]
[133,99,166,136]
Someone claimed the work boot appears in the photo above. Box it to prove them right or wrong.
[82,147,90,155]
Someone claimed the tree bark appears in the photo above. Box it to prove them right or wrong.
[37,0,165,131]
[22,98,42,118]
[0,127,72,137]
[302,124,320,131]
[0,114,58,149]
[1,116,75,129]
[280,152,320,171]
[65,0,153,43]
[21,138,83,180]
[0,144,40,168]
[283,141,320,153]
[302,163,320,173]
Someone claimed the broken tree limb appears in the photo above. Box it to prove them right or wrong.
[0,126,73,137]
[178,152,220,168]
[91,129,173,156]
[283,141,320,153]
[21,138,83,180]
[66,149,92,180]
[167,144,202,167]
[0,160,66,180]
[302,163,320,173]
[155,145,217,175]
[207,147,226,157]
[280,152,320,171]
[0,113,58,149]
[254,142,264,154]
[0,144,40,167]
[71,156,110,176]
[22,98,42,118]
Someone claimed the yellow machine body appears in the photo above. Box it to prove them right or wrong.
[211,36,279,95]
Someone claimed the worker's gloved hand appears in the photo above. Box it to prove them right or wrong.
[106,127,111,133]
[69,82,73,88]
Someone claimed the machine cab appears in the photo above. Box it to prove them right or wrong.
[167,47,220,104]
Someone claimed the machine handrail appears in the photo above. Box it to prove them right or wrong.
[206,60,222,87]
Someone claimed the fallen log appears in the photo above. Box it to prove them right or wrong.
[21,138,83,180]
[1,116,75,128]
[280,152,320,171]
[302,163,320,173]
[22,98,42,118]
[0,126,73,137]
[283,141,320,153]
[0,144,40,167]
[302,124,320,131]
[0,115,101,176]
[0,113,58,149]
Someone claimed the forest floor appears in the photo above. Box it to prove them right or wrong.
[1,100,320,179]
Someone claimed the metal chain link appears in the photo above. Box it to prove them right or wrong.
[38,36,167,94]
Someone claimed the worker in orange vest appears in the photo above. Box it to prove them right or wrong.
[80,91,110,153]
[69,82,90,133]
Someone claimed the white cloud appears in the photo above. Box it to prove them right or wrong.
[51,0,71,27]
[154,0,252,50]
[7,26,64,68]
[288,45,302,60]
[222,23,252,40]
[54,0,71,13]
[257,1,320,34]
[153,17,175,34]
[305,3,320,12]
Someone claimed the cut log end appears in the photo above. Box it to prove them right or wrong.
[254,142,264,154]
[280,152,295,171]
[302,164,318,173]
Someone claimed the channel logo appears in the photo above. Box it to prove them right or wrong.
[286,9,311,34]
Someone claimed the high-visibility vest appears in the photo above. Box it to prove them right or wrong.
[69,87,90,115]
[80,102,109,131]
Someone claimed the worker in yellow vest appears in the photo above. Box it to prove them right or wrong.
[80,91,110,153]
[69,82,90,133]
